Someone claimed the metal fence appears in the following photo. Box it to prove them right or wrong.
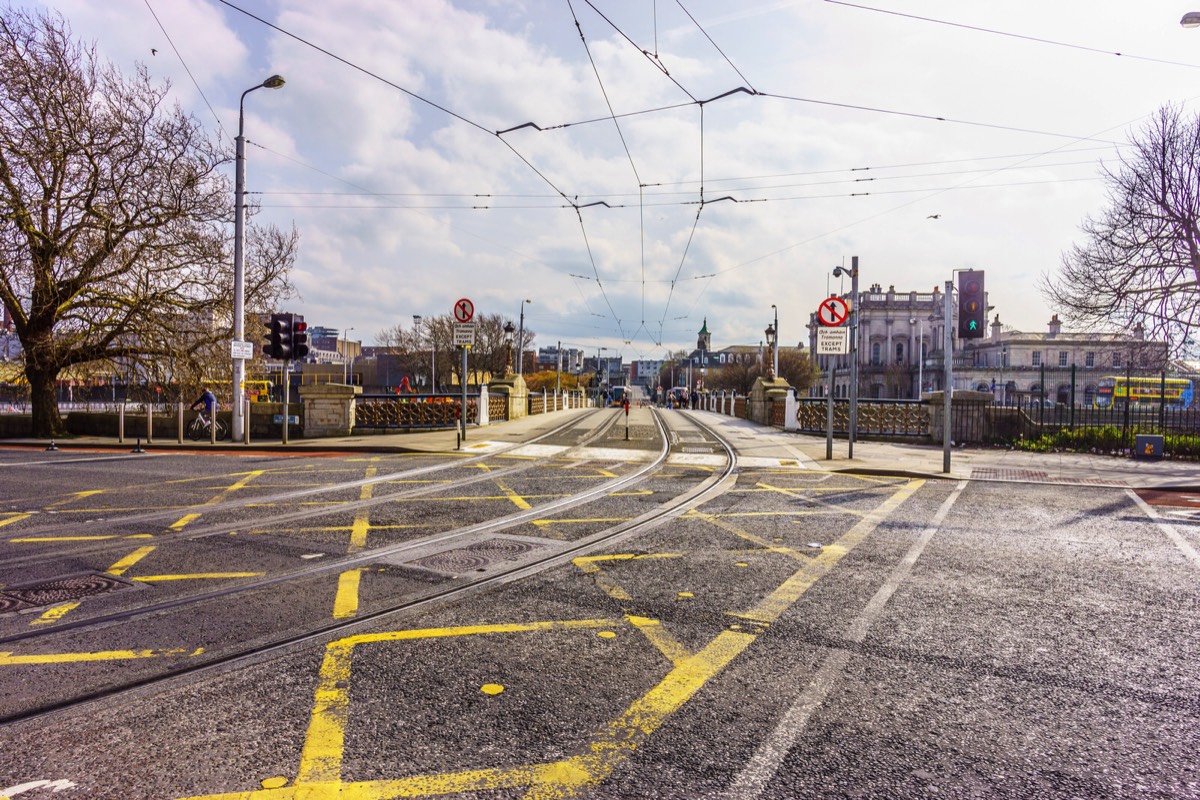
[794,398,928,438]
[354,393,473,429]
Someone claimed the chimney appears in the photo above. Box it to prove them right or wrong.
[1047,314,1061,338]
[991,314,1003,340]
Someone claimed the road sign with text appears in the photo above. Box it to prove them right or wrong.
[816,327,850,355]
[453,322,477,347]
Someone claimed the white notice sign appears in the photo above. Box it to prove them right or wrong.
[816,327,850,355]
[453,322,477,347]
[230,340,255,359]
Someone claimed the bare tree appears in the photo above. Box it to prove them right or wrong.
[1044,105,1200,350]
[0,7,296,436]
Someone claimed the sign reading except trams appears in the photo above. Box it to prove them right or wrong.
[453,298,475,323]
[453,322,477,347]
[817,296,850,327]
[816,327,850,355]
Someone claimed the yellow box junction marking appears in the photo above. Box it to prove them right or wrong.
[496,482,533,510]
[30,603,79,625]
[105,546,157,577]
[175,478,924,800]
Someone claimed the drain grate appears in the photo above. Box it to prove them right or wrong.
[0,572,136,614]
[971,468,1123,486]
[409,538,546,575]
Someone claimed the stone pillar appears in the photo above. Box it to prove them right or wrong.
[748,376,791,425]
[478,385,490,426]
[300,383,361,438]
[784,388,798,431]
[489,374,529,420]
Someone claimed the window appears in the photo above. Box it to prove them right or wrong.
[1032,351,1042,367]
[1059,351,1068,367]
[1085,351,1095,367]
[871,342,881,366]
[895,343,904,364]
[1113,352,1122,368]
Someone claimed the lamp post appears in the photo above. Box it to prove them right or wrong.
[341,328,354,384]
[516,299,532,377]
[232,74,285,442]
[504,321,515,374]
[765,323,777,380]
[771,304,779,380]
[412,315,423,389]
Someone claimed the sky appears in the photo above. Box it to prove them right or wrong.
[22,0,1200,363]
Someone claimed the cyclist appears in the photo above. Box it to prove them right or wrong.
[191,388,217,420]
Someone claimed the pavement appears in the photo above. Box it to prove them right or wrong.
[4,405,1199,490]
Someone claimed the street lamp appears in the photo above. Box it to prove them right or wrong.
[516,299,532,377]
[412,315,423,388]
[771,304,779,380]
[765,323,777,380]
[596,346,608,404]
[342,327,354,384]
[232,74,285,442]
[503,321,515,374]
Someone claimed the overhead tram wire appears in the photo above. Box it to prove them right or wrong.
[823,0,1200,71]
[217,0,575,205]
[142,0,226,136]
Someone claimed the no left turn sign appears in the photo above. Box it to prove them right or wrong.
[453,298,475,323]
[817,296,850,327]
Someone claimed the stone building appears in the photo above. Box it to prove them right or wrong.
[808,282,1166,405]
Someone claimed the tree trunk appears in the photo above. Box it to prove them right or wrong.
[28,367,65,438]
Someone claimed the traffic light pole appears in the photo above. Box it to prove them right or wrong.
[943,278,953,473]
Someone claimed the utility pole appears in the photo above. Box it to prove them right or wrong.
[943,278,954,473]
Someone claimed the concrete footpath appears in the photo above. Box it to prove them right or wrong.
[3,406,1198,491]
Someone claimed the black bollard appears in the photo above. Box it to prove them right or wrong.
[131,437,145,454]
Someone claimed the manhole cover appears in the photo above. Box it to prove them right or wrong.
[409,538,545,574]
[0,572,136,614]
[682,446,714,454]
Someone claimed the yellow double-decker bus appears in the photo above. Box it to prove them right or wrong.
[1095,376,1193,409]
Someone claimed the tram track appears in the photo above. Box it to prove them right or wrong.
[0,407,739,727]
[0,408,623,570]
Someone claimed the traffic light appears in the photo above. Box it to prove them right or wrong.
[957,270,986,339]
[291,315,309,360]
[263,312,293,359]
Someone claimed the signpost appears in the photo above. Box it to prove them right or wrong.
[452,300,474,442]
[815,294,852,458]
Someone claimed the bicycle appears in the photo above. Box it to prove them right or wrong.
[187,410,228,441]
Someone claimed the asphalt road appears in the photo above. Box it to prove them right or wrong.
[0,416,1197,799]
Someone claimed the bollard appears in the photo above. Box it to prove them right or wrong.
[131,437,145,454]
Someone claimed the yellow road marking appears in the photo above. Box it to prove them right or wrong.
[294,620,621,786]
[348,466,377,552]
[0,513,31,529]
[170,513,202,530]
[626,615,691,666]
[0,647,202,666]
[731,479,923,624]
[45,490,106,508]
[131,573,263,582]
[30,603,80,626]
[497,483,533,511]
[687,512,812,563]
[106,546,156,576]
[178,477,927,800]
[333,569,366,619]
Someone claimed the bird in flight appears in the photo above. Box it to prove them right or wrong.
[151,48,157,55]
[927,214,941,219]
